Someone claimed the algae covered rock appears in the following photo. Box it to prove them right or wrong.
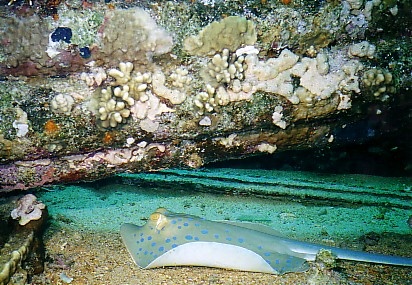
[0,0,411,190]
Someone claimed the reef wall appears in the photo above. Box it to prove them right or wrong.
[0,0,411,190]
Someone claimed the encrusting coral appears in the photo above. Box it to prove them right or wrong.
[99,7,174,64]
[184,16,257,56]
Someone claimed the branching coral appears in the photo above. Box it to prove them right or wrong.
[98,62,151,128]
[195,47,252,115]
[97,62,177,131]
[50,94,75,115]
[362,67,394,99]
[98,85,134,128]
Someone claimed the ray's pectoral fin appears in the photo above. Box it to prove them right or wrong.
[120,223,150,268]
[120,208,310,274]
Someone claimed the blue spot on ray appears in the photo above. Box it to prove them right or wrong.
[201,229,208,234]
[185,235,193,240]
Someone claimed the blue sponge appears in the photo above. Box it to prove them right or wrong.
[51,27,72,44]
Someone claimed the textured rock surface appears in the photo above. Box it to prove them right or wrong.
[0,0,411,190]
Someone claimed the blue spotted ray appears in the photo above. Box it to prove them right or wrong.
[120,208,412,274]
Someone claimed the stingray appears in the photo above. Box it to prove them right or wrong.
[120,208,412,274]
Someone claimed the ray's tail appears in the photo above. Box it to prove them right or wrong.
[282,239,412,267]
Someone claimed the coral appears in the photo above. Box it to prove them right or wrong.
[169,67,193,89]
[151,70,187,104]
[348,41,376,59]
[362,67,394,99]
[272,105,287,129]
[192,45,364,117]
[217,134,239,148]
[184,16,257,56]
[81,67,107,87]
[194,47,254,115]
[256,143,277,154]
[204,48,246,89]
[50,94,75,115]
[10,194,46,226]
[99,8,173,64]
[98,62,175,131]
[243,48,363,110]
[12,108,29,138]
[339,60,364,95]
[98,62,147,128]
[292,53,343,100]
[0,15,50,68]
[194,84,216,115]
[243,49,300,104]
[131,91,174,121]
[98,86,134,128]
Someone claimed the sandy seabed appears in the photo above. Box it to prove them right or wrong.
[28,225,412,285]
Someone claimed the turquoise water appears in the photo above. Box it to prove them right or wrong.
[38,169,412,245]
